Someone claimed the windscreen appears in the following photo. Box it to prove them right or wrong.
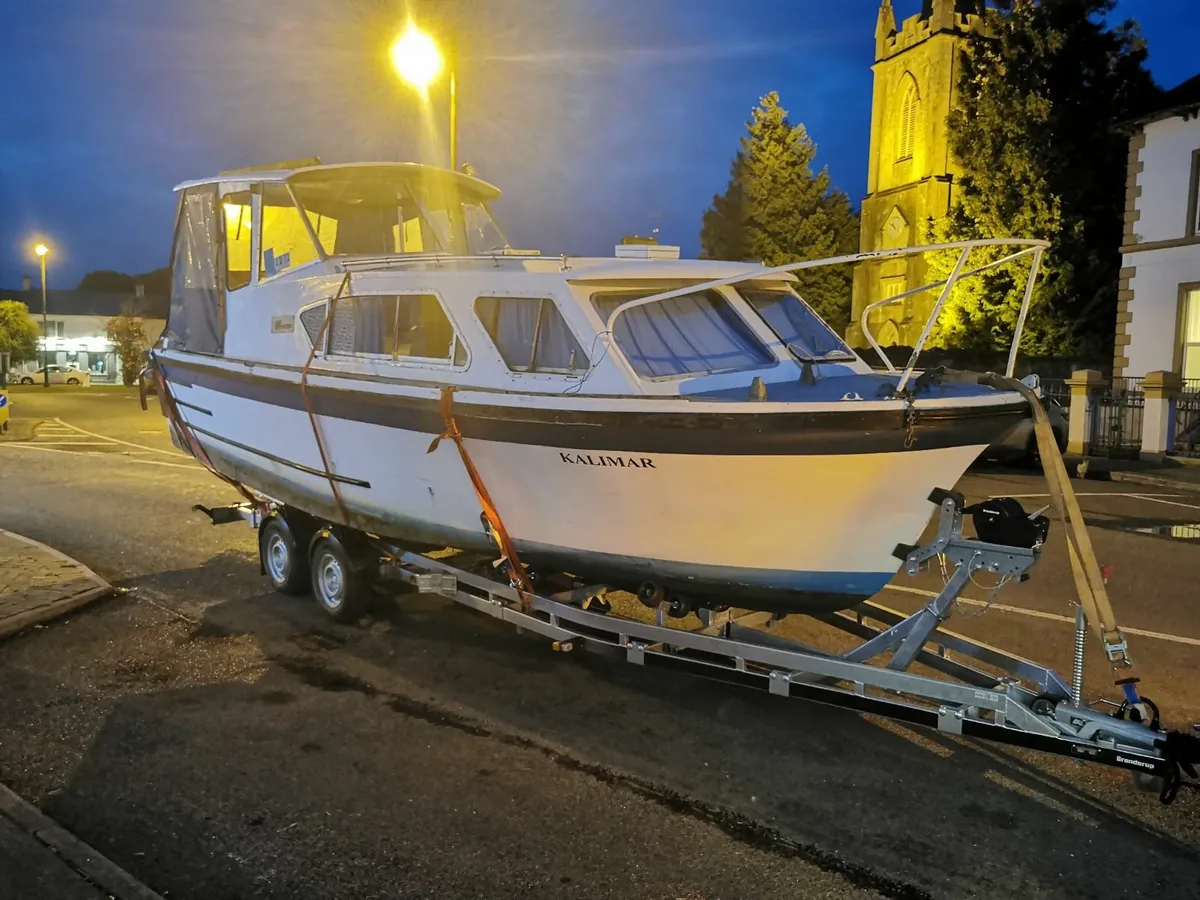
[739,285,855,361]
[289,168,508,257]
[592,289,773,379]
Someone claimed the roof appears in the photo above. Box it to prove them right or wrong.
[1,289,169,319]
[174,161,502,202]
[1126,73,1200,128]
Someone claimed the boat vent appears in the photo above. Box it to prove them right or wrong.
[614,244,681,260]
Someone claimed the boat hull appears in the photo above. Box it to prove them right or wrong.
[159,356,1025,613]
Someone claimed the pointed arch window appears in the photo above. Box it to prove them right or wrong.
[898,74,919,162]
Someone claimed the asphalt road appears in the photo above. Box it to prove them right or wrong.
[1,387,1198,900]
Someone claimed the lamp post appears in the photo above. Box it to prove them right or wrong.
[34,243,50,389]
[389,22,457,170]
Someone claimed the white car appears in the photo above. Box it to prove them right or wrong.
[19,365,92,386]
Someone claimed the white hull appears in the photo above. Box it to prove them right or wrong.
[170,369,986,610]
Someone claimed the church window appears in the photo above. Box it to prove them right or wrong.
[898,75,919,162]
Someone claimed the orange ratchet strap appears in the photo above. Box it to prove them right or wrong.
[428,386,536,611]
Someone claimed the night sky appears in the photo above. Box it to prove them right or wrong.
[2,0,1197,290]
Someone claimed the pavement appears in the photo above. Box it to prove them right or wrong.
[0,529,111,640]
[0,387,1199,899]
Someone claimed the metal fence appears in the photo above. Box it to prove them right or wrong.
[1090,378,1144,459]
[1176,379,1200,457]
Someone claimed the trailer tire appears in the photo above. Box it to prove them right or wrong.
[259,517,310,596]
[309,533,372,622]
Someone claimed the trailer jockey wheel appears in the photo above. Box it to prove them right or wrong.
[309,532,373,623]
[259,517,310,596]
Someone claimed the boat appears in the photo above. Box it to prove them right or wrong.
[150,160,1047,616]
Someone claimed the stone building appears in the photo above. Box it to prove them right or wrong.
[846,0,984,349]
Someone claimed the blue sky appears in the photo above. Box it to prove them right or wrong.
[2,0,1196,289]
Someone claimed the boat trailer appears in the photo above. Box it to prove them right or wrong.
[195,488,1200,805]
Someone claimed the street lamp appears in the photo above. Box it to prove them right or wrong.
[389,22,457,171]
[34,243,50,389]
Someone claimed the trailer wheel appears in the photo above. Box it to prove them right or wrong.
[310,533,372,622]
[259,517,310,596]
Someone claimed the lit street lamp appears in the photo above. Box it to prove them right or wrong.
[389,22,457,171]
[34,243,50,389]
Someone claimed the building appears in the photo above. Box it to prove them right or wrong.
[3,280,167,382]
[1114,73,1200,380]
[846,0,984,349]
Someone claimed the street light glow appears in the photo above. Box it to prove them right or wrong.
[389,23,444,93]
[34,243,50,257]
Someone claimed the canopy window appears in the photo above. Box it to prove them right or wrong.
[591,289,772,379]
[260,184,324,279]
[222,192,253,291]
[166,185,225,355]
[739,285,855,362]
[475,296,588,374]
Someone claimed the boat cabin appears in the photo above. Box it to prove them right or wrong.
[163,162,868,398]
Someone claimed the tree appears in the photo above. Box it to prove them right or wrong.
[77,267,170,296]
[105,309,150,387]
[928,0,1158,357]
[701,92,860,332]
[0,300,40,367]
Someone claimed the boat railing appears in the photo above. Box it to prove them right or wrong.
[601,238,1050,394]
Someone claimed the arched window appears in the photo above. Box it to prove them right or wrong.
[898,74,919,161]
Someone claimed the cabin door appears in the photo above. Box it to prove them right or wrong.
[165,185,227,355]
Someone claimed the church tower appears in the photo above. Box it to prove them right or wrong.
[846,0,985,349]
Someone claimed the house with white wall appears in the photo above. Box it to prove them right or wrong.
[1116,74,1200,380]
[3,281,167,382]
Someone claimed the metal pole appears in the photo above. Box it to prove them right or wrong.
[449,68,457,171]
[40,254,49,389]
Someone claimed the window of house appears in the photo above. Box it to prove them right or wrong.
[592,289,772,379]
[222,192,253,291]
[260,184,325,280]
[42,321,65,338]
[1182,288,1200,380]
[898,75,919,162]
[1187,149,1200,238]
[316,294,462,363]
[475,296,588,374]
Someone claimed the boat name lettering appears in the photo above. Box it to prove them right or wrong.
[559,452,656,469]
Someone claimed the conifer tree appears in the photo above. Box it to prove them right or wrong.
[928,0,1157,357]
[701,92,859,332]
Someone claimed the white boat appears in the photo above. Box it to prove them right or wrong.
[151,161,1047,615]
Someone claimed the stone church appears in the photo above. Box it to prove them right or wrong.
[846,0,986,349]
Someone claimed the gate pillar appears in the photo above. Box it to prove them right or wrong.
[1066,369,1104,456]
[1141,370,1183,461]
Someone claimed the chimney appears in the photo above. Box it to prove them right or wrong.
[22,276,31,291]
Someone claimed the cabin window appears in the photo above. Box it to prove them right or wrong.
[165,185,225,355]
[259,184,325,279]
[591,289,772,379]
[222,192,253,291]
[739,285,856,362]
[475,296,588,374]
[319,294,463,363]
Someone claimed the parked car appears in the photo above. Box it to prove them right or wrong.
[985,377,1068,466]
[18,365,92,386]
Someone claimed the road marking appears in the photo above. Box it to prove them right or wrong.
[882,584,1200,647]
[50,419,191,459]
[0,440,202,471]
[1126,492,1200,512]
[991,492,1187,499]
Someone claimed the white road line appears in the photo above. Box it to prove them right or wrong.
[990,492,1186,499]
[52,418,190,459]
[882,584,1200,647]
[0,441,201,471]
[1126,493,1200,512]
[33,440,126,446]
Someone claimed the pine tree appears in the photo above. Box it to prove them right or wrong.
[928,0,1158,357]
[701,92,860,333]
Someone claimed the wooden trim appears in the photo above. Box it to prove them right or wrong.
[1176,282,1200,375]
[1121,233,1200,255]
[1187,148,1200,239]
